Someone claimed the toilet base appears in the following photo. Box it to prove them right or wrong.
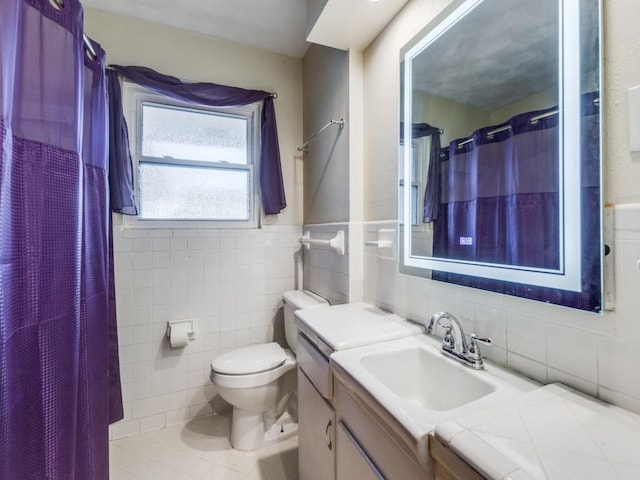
[230,409,298,451]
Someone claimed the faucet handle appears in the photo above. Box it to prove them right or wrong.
[467,333,492,364]
[439,322,455,350]
[469,333,492,346]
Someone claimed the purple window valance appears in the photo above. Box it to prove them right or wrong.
[107,65,287,216]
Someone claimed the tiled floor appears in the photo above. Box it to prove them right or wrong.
[109,410,298,480]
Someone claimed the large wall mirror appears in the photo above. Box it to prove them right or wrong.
[399,0,602,312]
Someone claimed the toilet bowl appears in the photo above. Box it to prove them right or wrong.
[210,290,328,451]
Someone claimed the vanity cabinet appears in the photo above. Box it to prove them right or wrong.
[336,421,383,480]
[297,333,336,480]
[429,434,485,480]
[298,368,335,480]
[298,331,431,480]
[333,376,429,480]
[299,331,383,480]
[294,303,427,480]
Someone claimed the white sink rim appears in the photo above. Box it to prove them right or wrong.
[359,344,497,411]
[330,334,537,442]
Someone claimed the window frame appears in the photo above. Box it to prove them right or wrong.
[122,82,262,229]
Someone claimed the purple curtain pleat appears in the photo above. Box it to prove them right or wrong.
[260,96,287,214]
[421,127,442,223]
[106,69,137,215]
[0,0,121,478]
[107,65,287,215]
[83,42,124,427]
[107,214,124,424]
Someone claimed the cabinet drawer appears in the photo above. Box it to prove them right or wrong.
[297,333,333,399]
[337,421,384,480]
[298,369,335,480]
[334,380,428,480]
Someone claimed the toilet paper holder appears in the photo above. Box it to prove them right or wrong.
[166,320,196,343]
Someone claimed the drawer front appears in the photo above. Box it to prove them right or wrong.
[334,380,429,480]
[297,333,333,399]
[336,421,384,480]
[298,369,336,480]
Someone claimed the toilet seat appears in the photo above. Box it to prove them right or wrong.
[211,345,296,389]
[212,342,287,375]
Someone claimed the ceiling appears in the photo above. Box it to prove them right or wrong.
[307,0,410,51]
[81,0,309,58]
[81,0,411,59]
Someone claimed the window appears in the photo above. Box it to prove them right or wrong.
[398,142,423,227]
[124,83,260,228]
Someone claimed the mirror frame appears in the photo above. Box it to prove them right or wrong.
[400,0,599,293]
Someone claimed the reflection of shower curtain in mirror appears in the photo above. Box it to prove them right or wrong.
[434,107,560,269]
[431,92,601,311]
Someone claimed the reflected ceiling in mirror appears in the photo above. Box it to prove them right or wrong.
[412,0,558,111]
[399,0,602,312]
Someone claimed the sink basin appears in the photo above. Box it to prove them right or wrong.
[330,335,537,446]
[360,346,495,411]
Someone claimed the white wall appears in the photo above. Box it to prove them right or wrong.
[111,224,302,438]
[83,9,305,438]
[359,0,640,414]
[302,45,365,303]
[302,224,350,305]
[84,8,305,227]
[302,44,350,224]
[414,91,490,146]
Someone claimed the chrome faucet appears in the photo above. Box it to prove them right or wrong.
[427,311,492,370]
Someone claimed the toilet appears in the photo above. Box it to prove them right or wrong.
[210,290,328,450]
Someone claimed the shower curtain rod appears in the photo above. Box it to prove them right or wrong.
[297,119,345,152]
[82,33,97,58]
[456,97,600,149]
[455,109,558,149]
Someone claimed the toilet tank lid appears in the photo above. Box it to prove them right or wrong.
[211,342,286,375]
[283,290,329,309]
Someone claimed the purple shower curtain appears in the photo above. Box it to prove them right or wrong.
[437,107,560,269]
[0,0,121,478]
[431,92,601,311]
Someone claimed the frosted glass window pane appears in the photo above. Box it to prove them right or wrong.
[142,104,248,164]
[139,163,250,220]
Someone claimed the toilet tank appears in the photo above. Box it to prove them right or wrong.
[282,290,328,355]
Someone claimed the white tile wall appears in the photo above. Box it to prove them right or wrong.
[301,223,350,305]
[113,202,640,439]
[360,204,640,416]
[110,216,302,440]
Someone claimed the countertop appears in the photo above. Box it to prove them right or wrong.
[295,303,640,478]
[434,383,640,479]
[295,302,421,353]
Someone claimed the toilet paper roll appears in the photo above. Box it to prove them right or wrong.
[169,322,190,348]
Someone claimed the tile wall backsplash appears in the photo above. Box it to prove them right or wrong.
[112,203,640,439]
[110,216,302,440]
[362,205,640,416]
